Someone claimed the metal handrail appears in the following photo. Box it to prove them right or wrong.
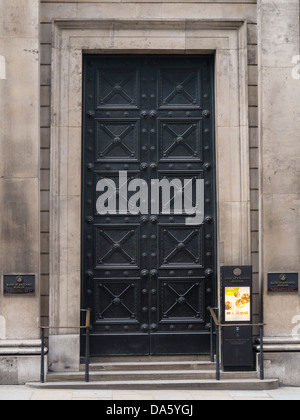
[208,307,265,381]
[39,309,92,383]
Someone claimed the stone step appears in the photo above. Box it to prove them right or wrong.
[26,378,280,391]
[80,361,216,372]
[88,355,211,363]
[46,369,258,382]
[32,356,280,391]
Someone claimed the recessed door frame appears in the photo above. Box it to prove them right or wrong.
[48,19,250,371]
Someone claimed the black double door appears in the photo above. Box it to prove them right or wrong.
[82,55,216,356]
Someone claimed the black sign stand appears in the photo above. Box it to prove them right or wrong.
[221,266,254,371]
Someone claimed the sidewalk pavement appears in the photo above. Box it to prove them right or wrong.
[0,385,300,400]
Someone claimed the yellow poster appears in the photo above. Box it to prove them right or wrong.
[225,287,251,322]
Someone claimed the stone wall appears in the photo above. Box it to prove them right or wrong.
[257,0,300,385]
[39,0,261,328]
[0,0,299,385]
[0,0,41,383]
[0,0,40,341]
[258,0,300,337]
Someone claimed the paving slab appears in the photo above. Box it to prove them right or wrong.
[0,385,299,400]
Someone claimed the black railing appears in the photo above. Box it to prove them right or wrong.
[39,308,92,383]
[208,307,265,381]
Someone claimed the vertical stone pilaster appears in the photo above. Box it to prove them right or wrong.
[0,0,40,341]
[258,0,300,336]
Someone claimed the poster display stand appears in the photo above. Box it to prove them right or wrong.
[221,266,255,371]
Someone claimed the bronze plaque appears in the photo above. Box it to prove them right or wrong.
[3,275,35,295]
[268,273,298,293]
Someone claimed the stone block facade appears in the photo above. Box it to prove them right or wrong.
[0,0,299,385]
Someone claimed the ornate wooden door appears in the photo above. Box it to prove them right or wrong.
[82,55,216,356]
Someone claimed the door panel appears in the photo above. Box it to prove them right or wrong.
[82,55,216,356]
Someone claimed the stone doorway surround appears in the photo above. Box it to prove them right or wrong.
[49,19,250,371]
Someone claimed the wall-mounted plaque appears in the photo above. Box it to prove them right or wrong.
[3,275,35,295]
[268,273,298,293]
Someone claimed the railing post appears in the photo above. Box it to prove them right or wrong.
[216,324,220,381]
[260,325,264,380]
[85,309,91,383]
[40,327,45,384]
[210,310,214,363]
